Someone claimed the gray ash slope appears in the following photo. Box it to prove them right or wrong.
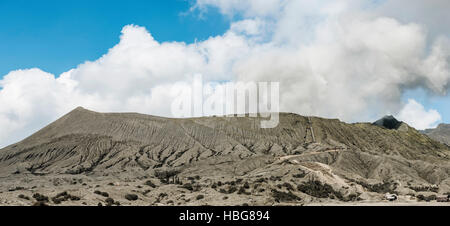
[1,107,450,205]
[422,124,450,146]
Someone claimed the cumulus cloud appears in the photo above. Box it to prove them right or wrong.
[194,0,285,17]
[0,0,449,147]
[397,99,442,130]
[375,0,450,39]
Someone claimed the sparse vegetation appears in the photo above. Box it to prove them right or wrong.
[353,180,398,194]
[255,178,268,183]
[3,109,450,206]
[179,183,201,192]
[271,189,301,202]
[270,176,282,182]
[144,180,156,188]
[297,180,345,200]
[105,198,115,206]
[94,190,109,197]
[51,191,81,204]
[33,193,49,202]
[409,186,439,193]
[8,186,25,192]
[18,194,30,200]
[125,194,139,201]
[293,170,307,178]
[219,184,239,194]
[237,186,251,195]
[154,168,181,184]
[417,194,437,202]
[279,182,294,191]
[196,195,204,200]
[180,183,193,191]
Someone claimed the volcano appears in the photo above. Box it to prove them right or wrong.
[0,107,449,206]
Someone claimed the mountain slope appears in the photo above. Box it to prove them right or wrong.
[1,107,450,206]
[422,124,450,146]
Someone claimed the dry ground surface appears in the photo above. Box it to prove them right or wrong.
[1,107,450,206]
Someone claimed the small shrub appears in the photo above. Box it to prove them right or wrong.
[255,178,268,183]
[52,197,62,204]
[297,180,344,200]
[155,168,181,184]
[293,173,306,178]
[354,180,397,194]
[271,189,301,202]
[32,193,49,202]
[105,198,115,206]
[159,193,168,198]
[144,180,156,188]
[181,183,193,191]
[8,186,25,192]
[196,195,205,200]
[282,182,294,191]
[125,194,139,201]
[417,194,437,202]
[270,176,282,182]
[70,196,81,201]
[94,190,109,197]
[18,194,30,200]
[238,186,251,195]
[52,191,81,204]
[227,186,238,194]
[409,186,439,193]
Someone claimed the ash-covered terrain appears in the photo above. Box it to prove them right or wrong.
[1,107,450,206]
[422,124,450,146]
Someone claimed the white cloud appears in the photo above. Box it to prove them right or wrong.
[397,99,442,130]
[375,0,450,39]
[0,1,449,147]
[194,0,285,17]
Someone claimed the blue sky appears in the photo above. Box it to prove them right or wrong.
[0,0,229,76]
[403,88,450,123]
